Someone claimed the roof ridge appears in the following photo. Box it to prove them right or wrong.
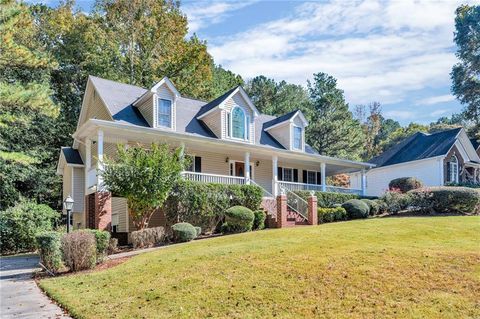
[89,75,146,91]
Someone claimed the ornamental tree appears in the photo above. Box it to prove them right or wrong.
[101,143,186,230]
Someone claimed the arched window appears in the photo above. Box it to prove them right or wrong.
[232,107,245,139]
[448,155,459,183]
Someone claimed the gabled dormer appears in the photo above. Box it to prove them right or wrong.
[133,77,180,130]
[197,86,259,144]
[264,110,308,152]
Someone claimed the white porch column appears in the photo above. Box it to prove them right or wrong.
[85,138,91,194]
[320,162,326,192]
[97,130,104,189]
[361,169,367,196]
[244,152,250,185]
[272,155,278,196]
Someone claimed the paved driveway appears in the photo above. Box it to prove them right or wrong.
[0,254,70,318]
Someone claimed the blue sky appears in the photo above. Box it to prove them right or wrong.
[30,0,471,125]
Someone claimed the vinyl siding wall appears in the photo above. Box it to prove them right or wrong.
[138,95,154,127]
[202,109,222,138]
[351,157,444,196]
[85,92,112,122]
[268,123,291,150]
[154,85,176,130]
[223,93,254,143]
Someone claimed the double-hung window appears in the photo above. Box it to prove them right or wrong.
[293,126,302,149]
[157,98,172,128]
[307,171,316,184]
[283,168,293,182]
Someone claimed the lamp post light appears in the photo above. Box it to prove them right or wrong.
[63,195,74,233]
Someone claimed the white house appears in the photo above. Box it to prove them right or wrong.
[350,127,480,196]
[57,76,374,240]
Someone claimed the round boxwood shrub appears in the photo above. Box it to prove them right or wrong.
[253,210,266,230]
[342,199,369,219]
[171,222,197,243]
[361,199,379,216]
[223,206,255,233]
[409,187,480,214]
[389,177,423,193]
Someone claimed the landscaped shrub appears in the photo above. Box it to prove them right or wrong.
[253,210,266,230]
[342,199,369,219]
[171,223,197,243]
[164,180,263,234]
[389,177,423,193]
[223,206,255,233]
[295,191,359,207]
[131,227,165,249]
[61,230,97,272]
[1,200,59,254]
[317,207,347,224]
[380,191,413,214]
[445,182,480,189]
[87,229,110,261]
[35,231,63,273]
[108,238,118,255]
[361,199,379,216]
[194,226,202,237]
[409,187,480,214]
[374,199,388,215]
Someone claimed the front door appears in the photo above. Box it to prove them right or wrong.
[235,162,245,177]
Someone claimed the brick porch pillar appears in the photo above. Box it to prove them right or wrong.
[307,192,318,225]
[276,194,287,228]
[95,191,112,231]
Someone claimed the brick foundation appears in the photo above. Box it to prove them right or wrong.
[85,191,112,231]
[307,194,318,225]
[276,194,287,228]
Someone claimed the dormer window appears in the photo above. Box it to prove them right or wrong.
[157,98,172,128]
[293,126,302,150]
[232,107,246,139]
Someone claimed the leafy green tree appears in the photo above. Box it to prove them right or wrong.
[210,65,244,98]
[380,122,429,151]
[101,144,186,230]
[306,73,365,160]
[451,5,480,138]
[355,102,383,160]
[0,0,63,209]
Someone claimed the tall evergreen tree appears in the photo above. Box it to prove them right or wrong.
[306,73,365,160]
[210,65,244,98]
[451,5,480,139]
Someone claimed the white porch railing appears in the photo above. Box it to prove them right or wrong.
[87,168,97,188]
[181,171,245,185]
[278,181,362,195]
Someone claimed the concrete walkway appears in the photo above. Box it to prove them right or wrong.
[0,254,70,318]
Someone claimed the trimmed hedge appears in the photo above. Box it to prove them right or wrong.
[172,223,197,243]
[253,210,266,230]
[380,191,412,214]
[361,199,379,216]
[342,199,369,219]
[131,227,165,249]
[61,230,97,272]
[295,191,359,208]
[389,177,423,193]
[409,187,480,214]
[317,207,347,224]
[223,206,254,233]
[35,231,63,273]
[1,200,59,254]
[164,180,263,234]
[87,229,110,261]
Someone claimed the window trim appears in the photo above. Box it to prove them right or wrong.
[229,106,249,141]
[306,170,317,184]
[157,98,173,128]
[449,155,459,183]
[293,125,302,150]
[282,167,293,182]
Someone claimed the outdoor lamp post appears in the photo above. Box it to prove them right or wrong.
[63,195,74,233]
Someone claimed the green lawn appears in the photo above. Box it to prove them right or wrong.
[40,217,480,319]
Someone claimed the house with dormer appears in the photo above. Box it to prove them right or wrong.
[57,76,373,235]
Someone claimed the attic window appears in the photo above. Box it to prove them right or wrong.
[232,107,246,139]
[293,126,302,149]
[157,98,172,128]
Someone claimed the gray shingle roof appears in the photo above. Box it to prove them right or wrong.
[62,147,84,165]
[88,76,318,152]
[263,109,299,129]
[369,127,462,167]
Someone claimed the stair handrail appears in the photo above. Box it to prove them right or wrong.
[278,184,309,221]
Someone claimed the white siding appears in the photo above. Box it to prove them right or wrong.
[355,157,444,196]
[112,197,128,233]
[202,109,222,138]
[223,93,254,144]
[72,167,85,213]
[268,123,290,150]
[138,95,154,127]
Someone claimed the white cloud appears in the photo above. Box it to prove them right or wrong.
[416,94,455,106]
[182,1,256,34]
[384,110,416,120]
[208,0,467,106]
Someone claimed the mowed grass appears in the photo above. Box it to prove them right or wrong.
[40,217,480,319]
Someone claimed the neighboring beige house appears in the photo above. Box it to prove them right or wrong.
[350,127,480,196]
[57,76,373,241]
